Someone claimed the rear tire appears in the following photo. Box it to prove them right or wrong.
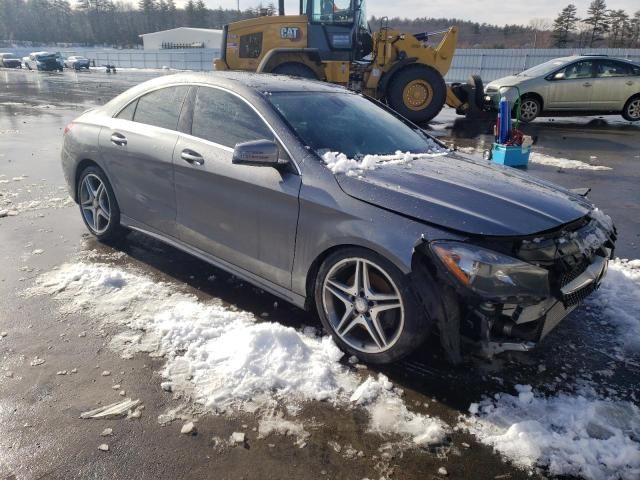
[271,62,317,79]
[386,65,447,124]
[622,95,640,122]
[314,247,430,364]
[77,166,125,242]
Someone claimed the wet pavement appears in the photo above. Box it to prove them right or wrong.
[1,68,639,480]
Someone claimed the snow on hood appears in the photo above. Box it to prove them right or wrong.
[460,384,640,480]
[322,148,448,177]
[29,261,448,446]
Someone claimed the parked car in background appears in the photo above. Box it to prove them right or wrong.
[485,55,640,122]
[61,72,616,364]
[22,52,63,71]
[0,53,22,68]
[64,55,91,70]
[55,52,65,69]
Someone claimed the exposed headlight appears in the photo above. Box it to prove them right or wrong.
[431,241,549,300]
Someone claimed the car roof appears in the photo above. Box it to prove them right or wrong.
[559,54,638,65]
[148,71,352,95]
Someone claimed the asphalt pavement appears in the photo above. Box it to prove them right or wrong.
[1,68,639,480]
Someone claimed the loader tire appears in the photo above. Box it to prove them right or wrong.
[387,65,446,124]
[271,62,317,79]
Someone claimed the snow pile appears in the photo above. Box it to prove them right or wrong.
[530,152,611,171]
[31,263,356,409]
[322,148,447,176]
[587,258,640,351]
[31,262,447,445]
[462,385,640,480]
[350,374,448,446]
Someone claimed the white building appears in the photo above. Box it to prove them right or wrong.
[139,27,223,50]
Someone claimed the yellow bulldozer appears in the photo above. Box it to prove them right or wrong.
[214,0,484,124]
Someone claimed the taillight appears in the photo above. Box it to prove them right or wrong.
[63,123,74,135]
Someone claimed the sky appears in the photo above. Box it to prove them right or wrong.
[191,0,639,26]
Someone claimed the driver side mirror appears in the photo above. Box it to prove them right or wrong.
[232,139,287,168]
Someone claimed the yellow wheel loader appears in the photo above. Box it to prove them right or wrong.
[214,0,484,124]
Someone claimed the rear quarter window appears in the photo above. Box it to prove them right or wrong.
[132,86,190,131]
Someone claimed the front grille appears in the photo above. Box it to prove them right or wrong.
[563,281,598,307]
[559,262,589,288]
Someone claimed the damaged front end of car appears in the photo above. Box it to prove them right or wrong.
[412,209,616,363]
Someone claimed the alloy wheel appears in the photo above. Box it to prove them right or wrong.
[627,99,640,120]
[80,173,111,235]
[322,258,405,354]
[520,99,539,122]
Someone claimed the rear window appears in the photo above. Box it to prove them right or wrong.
[131,86,189,131]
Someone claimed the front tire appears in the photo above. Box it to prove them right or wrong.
[519,96,541,123]
[77,166,124,241]
[314,247,430,364]
[386,65,447,124]
[622,95,640,122]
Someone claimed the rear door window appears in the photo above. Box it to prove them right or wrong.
[190,87,273,147]
[132,86,190,131]
[595,60,632,78]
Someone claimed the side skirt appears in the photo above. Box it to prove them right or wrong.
[120,215,307,310]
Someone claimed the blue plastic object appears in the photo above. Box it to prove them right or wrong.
[498,96,511,144]
[491,143,531,167]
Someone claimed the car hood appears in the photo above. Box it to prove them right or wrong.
[334,153,593,236]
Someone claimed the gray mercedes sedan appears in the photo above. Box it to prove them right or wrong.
[61,72,616,364]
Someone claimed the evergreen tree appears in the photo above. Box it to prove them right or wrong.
[194,0,207,27]
[552,4,578,47]
[607,9,629,47]
[584,0,609,47]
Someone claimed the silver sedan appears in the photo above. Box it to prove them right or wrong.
[485,55,640,122]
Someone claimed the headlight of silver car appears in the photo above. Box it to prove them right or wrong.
[430,241,550,300]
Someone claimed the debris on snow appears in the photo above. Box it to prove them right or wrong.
[78,331,86,338]
[351,374,448,446]
[161,382,173,392]
[80,398,141,419]
[230,432,245,445]
[30,356,45,366]
[328,440,342,453]
[101,370,111,376]
[112,384,121,390]
[0,331,7,337]
[119,390,126,396]
[180,421,197,435]
[101,428,113,436]
[56,370,67,375]
[257,412,309,446]
[31,249,44,255]
[98,443,109,452]
[438,467,448,476]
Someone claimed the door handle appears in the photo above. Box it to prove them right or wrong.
[181,149,204,166]
[110,132,127,146]
[583,82,592,87]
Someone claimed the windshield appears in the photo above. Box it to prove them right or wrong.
[36,54,55,60]
[2,54,18,59]
[518,58,570,77]
[268,92,441,158]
